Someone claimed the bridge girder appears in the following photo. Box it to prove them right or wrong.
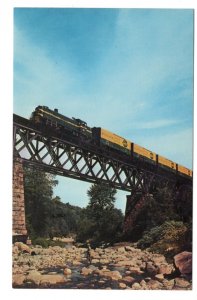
[13,116,192,194]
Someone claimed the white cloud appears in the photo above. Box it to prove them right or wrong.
[14,26,80,117]
[134,119,180,129]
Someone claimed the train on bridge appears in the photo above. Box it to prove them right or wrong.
[30,106,192,179]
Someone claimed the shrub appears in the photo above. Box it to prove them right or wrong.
[31,237,65,248]
[137,220,188,259]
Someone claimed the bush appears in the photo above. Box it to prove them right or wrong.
[137,220,189,259]
[31,237,66,248]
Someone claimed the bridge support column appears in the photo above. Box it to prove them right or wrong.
[123,193,147,237]
[13,158,28,243]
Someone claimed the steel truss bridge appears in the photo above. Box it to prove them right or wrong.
[13,114,192,196]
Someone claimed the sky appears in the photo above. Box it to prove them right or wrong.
[13,8,194,212]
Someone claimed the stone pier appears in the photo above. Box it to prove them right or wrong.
[123,193,147,236]
[13,158,28,242]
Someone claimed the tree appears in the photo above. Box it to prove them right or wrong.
[24,166,58,237]
[87,184,116,215]
[24,167,84,240]
[78,183,124,245]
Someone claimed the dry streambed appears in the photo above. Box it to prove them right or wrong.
[12,242,192,290]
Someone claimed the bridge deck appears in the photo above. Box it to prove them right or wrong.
[13,114,192,193]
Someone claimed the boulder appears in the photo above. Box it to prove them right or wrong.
[100,258,110,264]
[155,274,164,282]
[15,242,32,254]
[122,276,135,284]
[129,266,144,275]
[125,246,136,252]
[39,274,65,285]
[63,268,72,275]
[108,270,122,281]
[151,254,166,265]
[132,282,141,290]
[146,279,163,290]
[174,277,191,289]
[162,279,175,290]
[140,279,148,290]
[81,267,93,276]
[146,262,158,276]
[25,270,42,285]
[91,259,100,264]
[119,282,127,289]
[96,269,122,281]
[13,274,26,286]
[116,260,133,267]
[158,263,173,275]
[174,251,192,275]
[117,247,126,253]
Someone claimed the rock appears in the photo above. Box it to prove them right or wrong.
[122,276,135,284]
[174,277,191,289]
[91,259,100,264]
[100,258,109,264]
[15,242,32,254]
[140,280,148,290]
[81,267,93,276]
[146,279,163,290]
[88,265,98,271]
[13,274,26,286]
[146,262,158,275]
[129,266,144,275]
[125,246,136,252]
[119,282,127,288]
[174,251,192,275]
[158,263,173,275]
[26,270,42,285]
[63,268,72,275]
[13,245,19,255]
[97,269,122,281]
[117,247,126,253]
[72,260,82,266]
[40,274,65,285]
[151,254,166,265]
[116,260,135,267]
[155,274,164,282]
[162,279,175,290]
[110,271,122,280]
[132,282,141,290]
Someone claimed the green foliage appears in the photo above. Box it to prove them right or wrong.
[87,184,116,212]
[31,237,66,248]
[24,170,124,246]
[77,183,124,245]
[48,200,81,238]
[24,167,82,239]
[127,184,190,241]
[24,164,192,256]
[137,220,189,259]
[24,167,58,237]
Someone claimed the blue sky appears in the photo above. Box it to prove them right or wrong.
[14,8,194,212]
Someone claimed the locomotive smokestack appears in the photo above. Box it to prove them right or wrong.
[54,108,58,113]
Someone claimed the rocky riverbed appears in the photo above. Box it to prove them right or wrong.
[12,242,192,290]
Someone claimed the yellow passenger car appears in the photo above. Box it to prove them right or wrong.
[100,128,131,152]
[178,164,192,177]
[158,155,176,170]
[133,143,157,161]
